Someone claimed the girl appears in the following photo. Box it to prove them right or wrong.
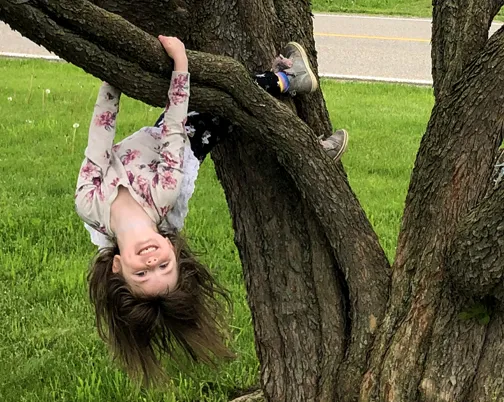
[76,36,348,383]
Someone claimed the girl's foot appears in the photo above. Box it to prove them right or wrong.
[272,42,319,95]
[320,129,349,162]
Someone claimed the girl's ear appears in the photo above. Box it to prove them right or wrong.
[112,255,122,274]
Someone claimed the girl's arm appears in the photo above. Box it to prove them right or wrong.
[86,82,121,168]
[151,36,190,217]
[74,83,121,231]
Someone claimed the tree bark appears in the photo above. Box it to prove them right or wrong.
[4,0,504,401]
[467,306,504,402]
[448,182,504,300]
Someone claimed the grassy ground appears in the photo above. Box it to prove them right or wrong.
[312,0,432,17]
[311,0,504,19]
[0,59,433,401]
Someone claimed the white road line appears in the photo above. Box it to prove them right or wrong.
[0,51,62,60]
[314,32,430,42]
[320,73,432,86]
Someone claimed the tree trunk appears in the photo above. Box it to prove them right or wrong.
[362,3,504,401]
[2,0,504,401]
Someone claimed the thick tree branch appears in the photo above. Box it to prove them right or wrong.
[91,0,334,137]
[91,0,278,72]
[0,0,391,397]
[448,183,504,299]
[19,0,265,99]
[432,0,503,100]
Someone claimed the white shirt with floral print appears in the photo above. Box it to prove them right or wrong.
[75,72,193,241]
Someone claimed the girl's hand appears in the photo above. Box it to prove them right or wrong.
[158,36,188,72]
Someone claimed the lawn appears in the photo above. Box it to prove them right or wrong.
[312,0,432,17]
[311,0,504,19]
[0,59,433,401]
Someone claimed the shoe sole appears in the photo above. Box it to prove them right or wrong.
[287,41,319,93]
[332,129,349,162]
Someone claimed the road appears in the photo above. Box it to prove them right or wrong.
[1,13,502,84]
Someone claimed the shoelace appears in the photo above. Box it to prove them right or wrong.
[318,135,338,150]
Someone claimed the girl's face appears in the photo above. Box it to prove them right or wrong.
[112,233,178,295]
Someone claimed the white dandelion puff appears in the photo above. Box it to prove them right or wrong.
[73,123,80,129]
[45,89,51,94]
[7,97,12,101]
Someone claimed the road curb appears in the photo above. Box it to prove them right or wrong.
[320,73,432,86]
[0,51,62,61]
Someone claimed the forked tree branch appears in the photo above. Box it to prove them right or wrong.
[432,0,503,100]
[0,0,391,386]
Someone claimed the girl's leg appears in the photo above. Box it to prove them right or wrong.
[254,72,284,97]
[154,42,345,163]
[155,111,232,163]
[153,72,283,163]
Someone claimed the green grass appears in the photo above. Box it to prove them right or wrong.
[311,0,504,19]
[0,59,433,401]
[312,0,432,17]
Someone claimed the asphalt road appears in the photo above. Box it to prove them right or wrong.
[1,13,502,84]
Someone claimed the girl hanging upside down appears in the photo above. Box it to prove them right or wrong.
[75,36,348,383]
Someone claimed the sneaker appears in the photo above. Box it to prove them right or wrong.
[272,42,318,95]
[320,129,349,162]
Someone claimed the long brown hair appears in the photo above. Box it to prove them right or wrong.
[87,231,234,384]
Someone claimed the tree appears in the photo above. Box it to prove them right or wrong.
[2,0,504,400]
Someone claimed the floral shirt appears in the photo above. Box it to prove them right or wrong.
[75,72,190,237]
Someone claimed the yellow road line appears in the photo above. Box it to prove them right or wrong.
[314,32,430,43]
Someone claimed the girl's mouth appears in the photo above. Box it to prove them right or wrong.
[138,245,158,255]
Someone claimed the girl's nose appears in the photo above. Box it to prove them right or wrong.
[146,256,158,266]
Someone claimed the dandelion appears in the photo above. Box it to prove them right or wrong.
[71,122,80,154]
[7,97,12,102]
[25,120,34,124]
[72,123,80,155]
[42,89,49,109]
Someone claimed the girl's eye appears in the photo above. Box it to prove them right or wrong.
[159,263,168,269]
[136,271,146,277]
